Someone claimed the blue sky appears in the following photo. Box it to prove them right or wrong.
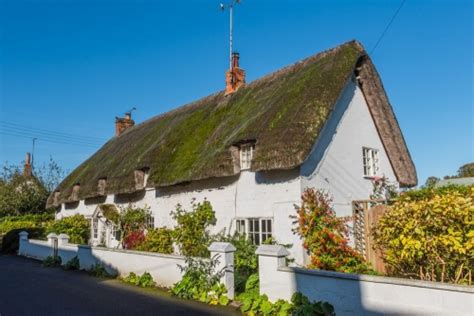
[1,0,472,185]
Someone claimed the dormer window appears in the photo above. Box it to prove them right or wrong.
[240,144,254,170]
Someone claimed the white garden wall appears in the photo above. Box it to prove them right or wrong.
[257,245,474,316]
[18,232,236,296]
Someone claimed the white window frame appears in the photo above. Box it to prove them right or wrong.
[234,218,273,245]
[92,218,99,239]
[362,147,380,177]
[240,144,254,170]
[147,216,155,229]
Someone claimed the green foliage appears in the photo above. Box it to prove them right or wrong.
[46,214,90,244]
[136,227,174,254]
[291,292,335,316]
[88,263,113,278]
[373,185,473,284]
[64,256,80,270]
[171,199,216,257]
[216,233,257,294]
[293,188,372,274]
[424,176,440,188]
[237,274,334,316]
[123,272,156,288]
[0,159,65,216]
[1,227,46,254]
[42,255,62,267]
[370,176,398,201]
[0,212,53,235]
[171,256,229,306]
[457,162,474,178]
[118,205,151,248]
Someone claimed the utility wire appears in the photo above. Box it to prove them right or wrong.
[370,0,407,55]
[0,121,106,143]
[0,130,101,148]
[0,126,104,146]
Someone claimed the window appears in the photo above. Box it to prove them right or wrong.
[236,219,246,235]
[235,218,273,245]
[363,147,379,177]
[92,218,99,239]
[240,144,254,170]
[147,216,155,229]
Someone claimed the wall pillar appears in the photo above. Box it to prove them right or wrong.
[208,242,236,299]
[57,233,70,246]
[255,244,294,302]
[46,233,58,257]
[18,231,29,255]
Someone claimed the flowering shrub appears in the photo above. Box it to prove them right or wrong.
[293,188,371,274]
[123,230,145,250]
[373,185,473,284]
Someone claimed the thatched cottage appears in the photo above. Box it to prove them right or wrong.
[47,40,417,264]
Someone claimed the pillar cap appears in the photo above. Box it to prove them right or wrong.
[208,242,236,253]
[19,231,29,237]
[46,233,58,239]
[58,233,69,239]
[256,245,289,257]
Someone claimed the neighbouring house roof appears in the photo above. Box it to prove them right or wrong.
[47,40,417,208]
[436,177,474,187]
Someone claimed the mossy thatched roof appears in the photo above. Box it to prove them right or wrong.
[47,40,417,208]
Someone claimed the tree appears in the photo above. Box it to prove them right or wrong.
[424,176,440,188]
[457,162,474,178]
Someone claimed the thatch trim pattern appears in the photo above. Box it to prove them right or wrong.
[47,40,416,208]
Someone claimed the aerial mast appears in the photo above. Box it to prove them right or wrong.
[220,0,241,70]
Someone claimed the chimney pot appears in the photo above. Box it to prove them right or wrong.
[115,112,135,137]
[23,152,32,177]
[225,52,245,95]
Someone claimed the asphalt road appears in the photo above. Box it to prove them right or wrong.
[0,255,239,316]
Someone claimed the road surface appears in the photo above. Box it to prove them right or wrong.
[0,255,239,316]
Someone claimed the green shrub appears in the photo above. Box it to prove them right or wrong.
[237,274,334,316]
[293,188,372,274]
[123,272,156,288]
[216,233,257,294]
[373,185,473,284]
[1,227,46,254]
[89,264,112,278]
[171,199,216,257]
[46,214,90,244]
[171,256,229,306]
[136,227,174,254]
[42,255,62,267]
[64,256,80,270]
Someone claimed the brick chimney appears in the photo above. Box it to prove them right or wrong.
[23,152,32,177]
[225,52,245,95]
[115,112,135,137]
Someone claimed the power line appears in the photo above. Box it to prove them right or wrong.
[0,126,104,147]
[0,130,102,148]
[370,0,407,55]
[0,121,106,143]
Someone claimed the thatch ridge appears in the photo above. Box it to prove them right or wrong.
[47,40,416,208]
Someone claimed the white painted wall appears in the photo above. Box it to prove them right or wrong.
[257,245,474,316]
[301,79,398,218]
[54,79,399,265]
